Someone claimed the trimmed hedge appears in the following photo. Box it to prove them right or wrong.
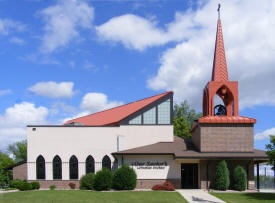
[17,181,32,191]
[31,182,40,190]
[94,168,112,191]
[9,180,22,189]
[233,165,247,191]
[112,164,137,190]
[80,173,95,190]
[214,160,230,190]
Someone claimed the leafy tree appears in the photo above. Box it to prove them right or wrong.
[173,117,191,138]
[173,100,202,138]
[214,160,230,190]
[0,151,15,188]
[7,140,27,162]
[266,135,275,170]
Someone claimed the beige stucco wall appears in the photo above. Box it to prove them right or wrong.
[27,125,173,180]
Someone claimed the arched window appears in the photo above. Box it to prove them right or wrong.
[86,155,95,174]
[53,155,62,180]
[36,155,45,179]
[102,155,111,170]
[69,155,78,179]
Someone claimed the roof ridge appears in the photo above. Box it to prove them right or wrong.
[64,91,173,125]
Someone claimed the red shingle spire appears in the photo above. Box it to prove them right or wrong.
[211,19,229,81]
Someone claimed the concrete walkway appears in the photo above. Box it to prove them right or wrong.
[176,189,225,203]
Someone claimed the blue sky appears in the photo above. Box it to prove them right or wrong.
[0,0,275,152]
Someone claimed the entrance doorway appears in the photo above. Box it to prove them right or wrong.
[181,163,198,189]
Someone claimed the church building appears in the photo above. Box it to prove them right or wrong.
[23,16,268,189]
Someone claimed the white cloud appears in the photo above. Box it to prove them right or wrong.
[0,89,12,96]
[0,102,48,149]
[29,81,75,98]
[97,0,275,110]
[62,92,123,124]
[9,37,25,45]
[255,127,275,140]
[81,92,123,113]
[0,18,25,35]
[96,12,195,51]
[147,0,275,109]
[40,0,94,53]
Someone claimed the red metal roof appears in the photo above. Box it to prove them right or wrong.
[64,91,173,126]
[211,19,229,82]
[198,116,256,124]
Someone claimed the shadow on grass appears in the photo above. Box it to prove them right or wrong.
[243,193,275,200]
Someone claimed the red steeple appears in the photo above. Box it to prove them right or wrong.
[199,4,256,124]
[211,19,229,81]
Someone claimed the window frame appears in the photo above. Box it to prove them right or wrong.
[53,155,62,180]
[36,155,45,180]
[69,155,79,180]
[86,155,95,174]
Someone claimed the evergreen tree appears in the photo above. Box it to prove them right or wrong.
[214,160,230,190]
[233,165,247,191]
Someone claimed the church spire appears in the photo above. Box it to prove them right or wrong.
[211,5,228,82]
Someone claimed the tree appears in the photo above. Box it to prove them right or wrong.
[0,151,15,188]
[233,165,247,191]
[7,140,27,162]
[173,100,202,138]
[266,135,275,170]
[214,160,230,190]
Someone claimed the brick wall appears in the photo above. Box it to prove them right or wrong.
[136,179,181,189]
[13,163,27,180]
[192,123,254,152]
[29,180,80,189]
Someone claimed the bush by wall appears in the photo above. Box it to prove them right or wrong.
[233,165,247,191]
[93,168,112,191]
[112,164,137,190]
[69,182,76,189]
[9,180,22,189]
[31,182,40,190]
[17,181,32,191]
[80,173,95,190]
[152,181,175,191]
[214,160,230,190]
[50,185,56,190]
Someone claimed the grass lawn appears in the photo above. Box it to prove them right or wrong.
[211,192,275,203]
[0,190,187,203]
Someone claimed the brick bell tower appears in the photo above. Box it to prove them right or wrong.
[191,8,256,152]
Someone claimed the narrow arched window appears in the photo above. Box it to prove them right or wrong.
[69,155,78,179]
[53,155,62,179]
[86,155,95,174]
[36,155,45,179]
[102,155,111,170]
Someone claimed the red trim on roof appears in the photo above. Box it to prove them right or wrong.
[64,91,173,126]
[198,116,256,124]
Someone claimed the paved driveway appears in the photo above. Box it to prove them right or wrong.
[176,189,225,203]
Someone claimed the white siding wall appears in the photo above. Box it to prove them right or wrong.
[27,125,173,180]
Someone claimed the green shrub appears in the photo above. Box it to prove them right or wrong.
[17,181,32,191]
[9,180,22,189]
[94,168,112,191]
[214,160,230,190]
[80,173,95,190]
[112,164,137,190]
[50,185,56,190]
[233,165,247,191]
[31,182,40,190]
